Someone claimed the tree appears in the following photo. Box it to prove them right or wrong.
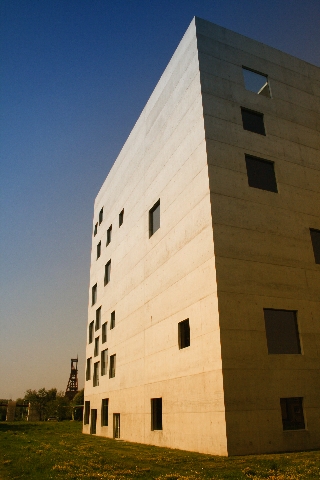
[24,388,57,421]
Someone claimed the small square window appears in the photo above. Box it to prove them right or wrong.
[242,67,271,97]
[95,307,101,331]
[110,311,115,330]
[178,319,190,349]
[84,401,90,424]
[119,209,124,227]
[149,200,160,237]
[104,260,111,286]
[102,322,107,343]
[264,309,301,354]
[99,208,103,225]
[109,354,116,378]
[88,321,94,344]
[94,223,98,236]
[310,229,320,264]
[93,361,99,387]
[245,155,278,193]
[97,241,101,259]
[92,284,97,306]
[151,398,162,430]
[107,225,112,246]
[241,108,266,135]
[86,358,92,381]
[101,349,108,376]
[101,398,109,426]
[280,398,305,430]
[94,337,99,357]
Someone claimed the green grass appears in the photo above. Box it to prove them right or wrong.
[0,422,320,479]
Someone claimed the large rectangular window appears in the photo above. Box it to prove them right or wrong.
[241,107,266,135]
[92,284,97,305]
[101,398,109,426]
[280,398,305,430]
[88,321,94,344]
[149,200,160,237]
[101,349,108,376]
[97,241,101,259]
[151,398,162,430]
[178,319,190,349]
[242,67,271,97]
[110,311,115,330]
[310,228,320,264]
[86,358,92,381]
[99,207,103,225]
[245,155,278,193]
[264,309,301,354]
[113,413,120,438]
[93,361,100,387]
[107,225,112,246]
[95,307,101,331]
[94,223,98,237]
[90,409,97,434]
[94,337,99,357]
[109,354,116,378]
[84,401,90,425]
[119,209,124,227]
[104,260,111,286]
[102,322,107,343]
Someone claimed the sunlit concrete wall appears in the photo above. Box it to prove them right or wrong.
[197,17,320,454]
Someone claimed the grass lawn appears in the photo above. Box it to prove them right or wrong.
[0,421,319,479]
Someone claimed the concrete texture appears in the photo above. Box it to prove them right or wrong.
[84,17,320,456]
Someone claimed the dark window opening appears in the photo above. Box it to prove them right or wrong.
[94,223,98,236]
[242,67,271,97]
[109,354,116,378]
[92,284,97,306]
[90,409,97,434]
[102,322,107,343]
[119,209,124,227]
[88,321,94,344]
[101,398,109,426]
[264,309,301,354]
[97,241,101,259]
[310,229,320,264]
[178,319,190,349]
[241,108,266,135]
[151,398,162,430]
[86,358,92,381]
[101,349,108,376]
[84,401,90,424]
[99,208,103,225]
[104,260,111,286]
[110,311,115,330]
[149,200,160,237]
[245,155,278,193]
[95,307,101,331]
[280,398,305,430]
[94,337,99,357]
[93,361,99,387]
[107,225,112,246]
[113,413,120,438]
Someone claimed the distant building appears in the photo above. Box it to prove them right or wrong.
[83,17,320,455]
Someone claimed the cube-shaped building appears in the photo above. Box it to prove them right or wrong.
[83,17,320,456]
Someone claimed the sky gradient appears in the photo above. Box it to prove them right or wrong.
[1,0,319,399]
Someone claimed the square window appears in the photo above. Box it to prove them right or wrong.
[264,309,301,354]
[280,398,305,430]
[310,229,320,264]
[178,319,190,349]
[149,200,160,237]
[101,398,109,426]
[102,322,107,343]
[104,260,111,286]
[110,311,115,330]
[242,67,271,97]
[94,337,99,357]
[92,284,97,306]
[241,108,266,135]
[109,354,116,378]
[97,241,101,259]
[151,398,162,430]
[95,307,101,331]
[86,358,92,381]
[88,321,94,344]
[99,208,103,225]
[84,401,90,424]
[107,225,112,246]
[94,223,98,236]
[119,209,124,227]
[245,155,278,193]
[93,361,99,387]
[101,349,108,376]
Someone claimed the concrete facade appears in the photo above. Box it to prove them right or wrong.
[83,17,320,455]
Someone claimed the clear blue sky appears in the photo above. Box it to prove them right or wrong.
[1,0,319,399]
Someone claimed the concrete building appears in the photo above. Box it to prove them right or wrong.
[83,17,320,455]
